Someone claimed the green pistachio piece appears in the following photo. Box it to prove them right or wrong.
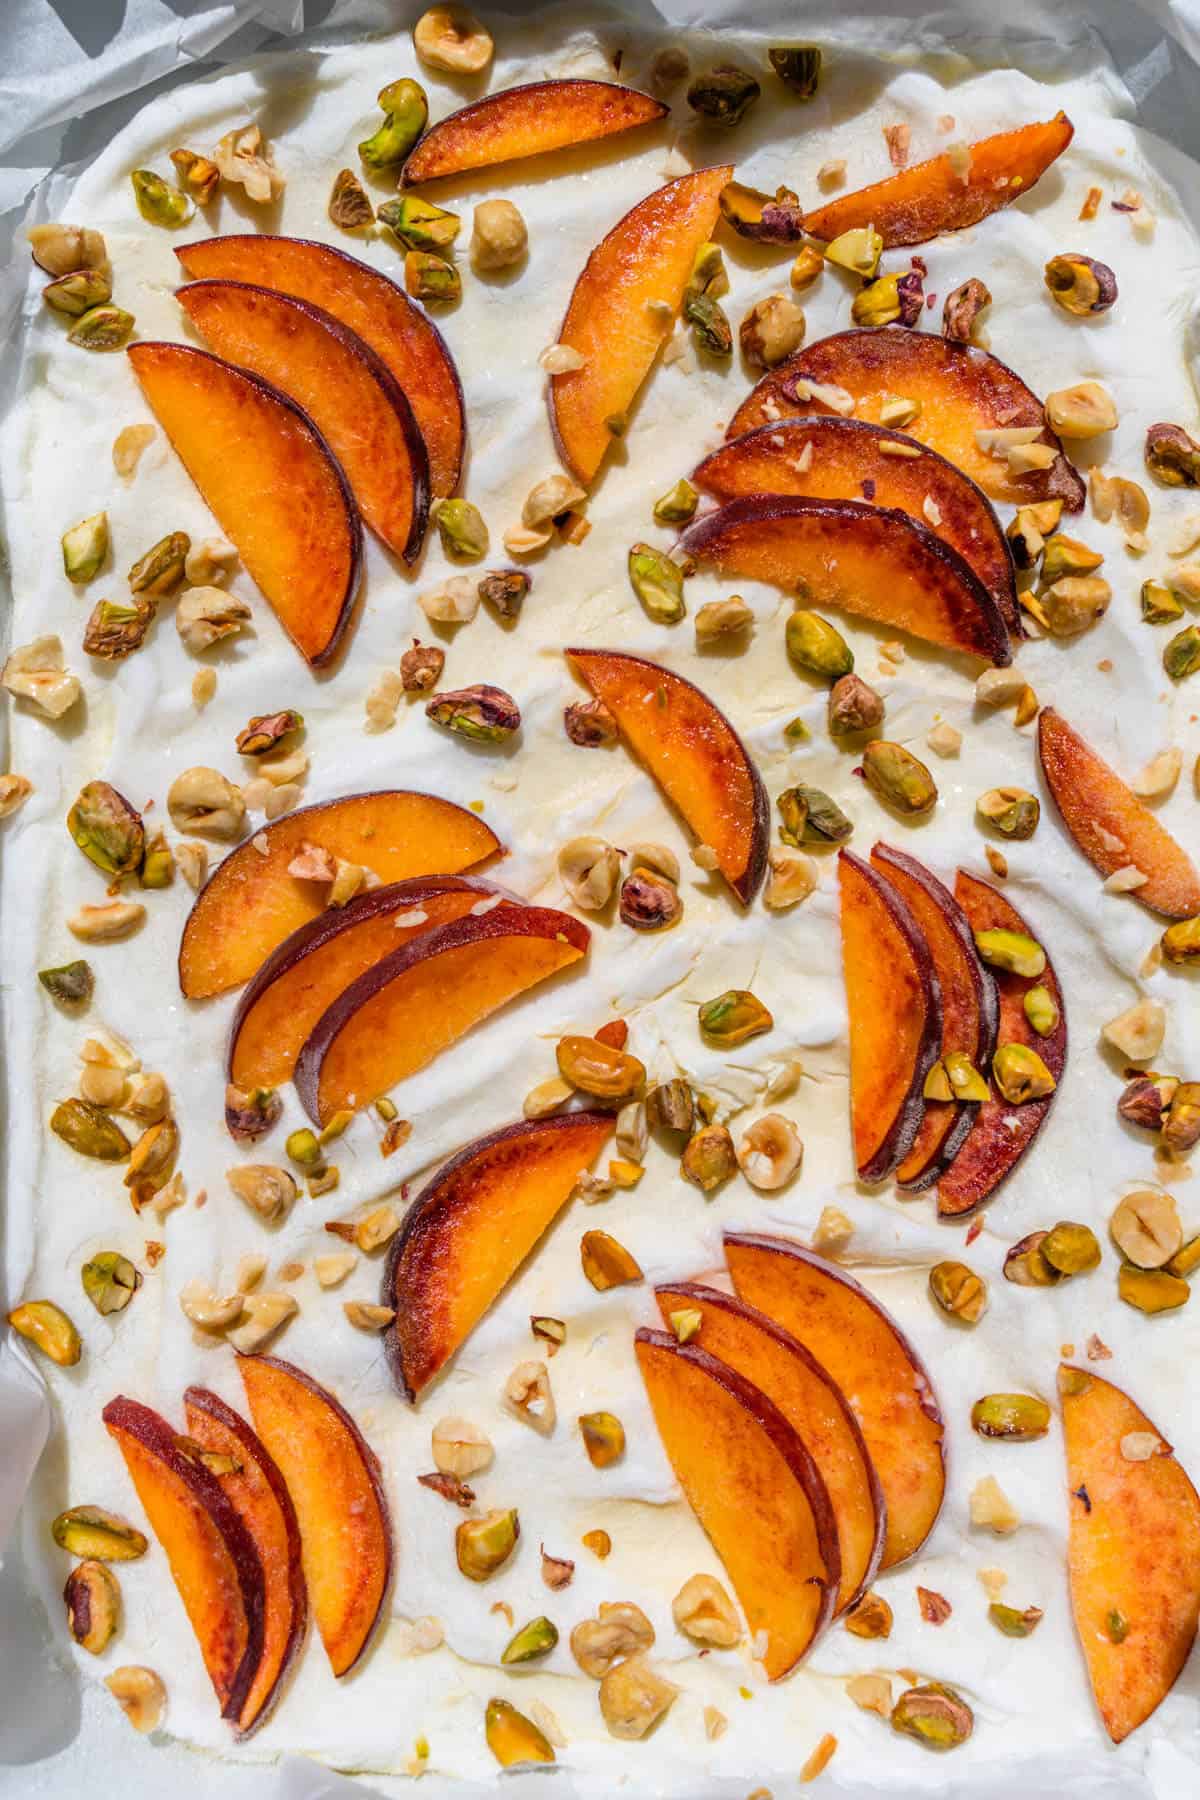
[486,1698,554,1768]
[778,783,852,845]
[1118,1263,1190,1313]
[81,1251,141,1316]
[976,785,1039,839]
[426,682,520,742]
[852,274,905,328]
[1162,915,1200,963]
[890,1682,973,1751]
[989,1602,1044,1638]
[236,710,304,756]
[67,781,145,877]
[456,1507,519,1580]
[1039,534,1103,583]
[768,46,822,97]
[378,193,460,251]
[52,1506,147,1561]
[653,479,699,525]
[83,597,156,661]
[923,1061,953,1102]
[1141,579,1184,623]
[61,513,109,583]
[1042,1221,1101,1276]
[1105,1608,1130,1643]
[647,1079,695,1137]
[683,289,732,355]
[39,961,94,1006]
[698,989,773,1046]
[861,740,937,817]
[44,268,112,317]
[51,1098,131,1161]
[68,304,135,351]
[501,1615,559,1664]
[686,241,729,300]
[328,169,374,230]
[824,226,883,278]
[783,715,811,743]
[928,1260,987,1323]
[139,834,173,889]
[405,250,460,304]
[128,530,189,596]
[681,1122,737,1192]
[1164,624,1200,680]
[628,543,686,623]
[1003,1230,1063,1288]
[6,1299,81,1366]
[433,498,489,559]
[943,1051,990,1102]
[974,928,1046,978]
[971,1392,1051,1440]
[285,1127,324,1169]
[359,77,428,168]
[686,64,761,127]
[992,1042,1056,1104]
[1023,984,1059,1036]
[130,169,192,228]
[786,608,853,679]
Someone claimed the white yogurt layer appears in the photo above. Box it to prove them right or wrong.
[4,12,1200,1797]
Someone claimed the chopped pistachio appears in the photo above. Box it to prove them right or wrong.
[433,497,488,559]
[457,1508,519,1581]
[929,1261,987,1323]
[404,250,460,304]
[972,1393,1051,1440]
[786,608,853,679]
[68,304,135,351]
[52,1506,147,1561]
[7,1298,81,1366]
[130,169,192,227]
[359,77,428,168]
[81,1252,141,1316]
[698,988,773,1046]
[974,928,1045,977]
[686,64,761,126]
[862,740,937,816]
[61,513,109,583]
[67,781,144,877]
[378,193,459,252]
[992,1042,1056,1104]
[653,478,699,525]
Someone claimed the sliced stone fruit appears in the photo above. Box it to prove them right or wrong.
[550,165,732,484]
[1059,1364,1200,1743]
[294,905,590,1126]
[238,1355,391,1679]
[635,1328,840,1678]
[693,417,1019,635]
[937,872,1067,1218]
[727,329,1084,513]
[127,342,361,667]
[724,1232,946,1570]
[400,79,667,187]
[179,790,501,999]
[654,1282,885,1615]
[870,844,999,1192]
[1038,708,1200,919]
[565,648,768,904]
[383,1112,614,1399]
[681,494,1011,665]
[176,235,465,498]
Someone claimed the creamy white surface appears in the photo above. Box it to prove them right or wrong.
[4,12,1200,1796]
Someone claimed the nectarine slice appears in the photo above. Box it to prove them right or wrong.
[1060,1364,1200,1743]
[383,1112,614,1399]
[937,872,1067,1218]
[184,1386,307,1736]
[178,280,428,562]
[654,1283,884,1614]
[837,850,941,1183]
[127,342,361,667]
[1038,708,1200,919]
[803,114,1073,247]
[179,790,501,1000]
[681,495,1011,665]
[870,845,999,1192]
[565,648,768,904]
[228,876,514,1092]
[550,165,732,484]
[724,1234,946,1570]
[728,329,1084,513]
[103,1395,265,1722]
[635,1329,840,1677]
[295,905,591,1126]
[693,418,1019,634]
[176,236,465,498]
[401,80,667,187]
[238,1355,391,1679]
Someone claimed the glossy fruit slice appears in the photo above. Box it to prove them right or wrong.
[727,329,1084,513]
[565,647,768,904]
[937,872,1067,1218]
[183,1387,307,1736]
[401,80,668,187]
[103,1395,265,1723]
[1060,1364,1200,1743]
[635,1329,840,1678]
[179,790,500,1000]
[176,235,465,497]
[654,1283,884,1614]
[295,905,590,1126]
[693,418,1018,635]
[724,1233,946,1570]
[228,876,513,1092]
[837,850,941,1183]
[127,342,361,667]
[1038,708,1200,919]
[681,495,1010,664]
[803,114,1074,247]
[178,280,428,562]
[870,844,999,1191]
[383,1112,614,1399]
[238,1356,391,1679]
[550,165,732,484]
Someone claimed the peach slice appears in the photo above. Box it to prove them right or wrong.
[228,876,513,1092]
[635,1328,840,1678]
[178,790,501,1000]
[183,1387,307,1736]
[1060,1364,1200,1743]
[837,850,941,1183]
[103,1395,265,1722]
[565,648,768,904]
[383,1112,614,1399]
[803,114,1073,247]
[681,495,1011,665]
[550,165,732,484]
[238,1355,391,1679]
[400,79,668,187]
[295,905,591,1126]
[176,236,465,498]
[727,329,1084,513]
[177,280,428,562]
[1038,708,1200,919]
[870,844,999,1192]
[128,342,362,667]
[724,1234,946,1570]
[654,1283,884,1614]
[937,872,1067,1219]
[693,418,1019,635]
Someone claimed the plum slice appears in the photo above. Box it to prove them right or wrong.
[635,1328,840,1678]
[383,1111,614,1399]
[401,79,667,187]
